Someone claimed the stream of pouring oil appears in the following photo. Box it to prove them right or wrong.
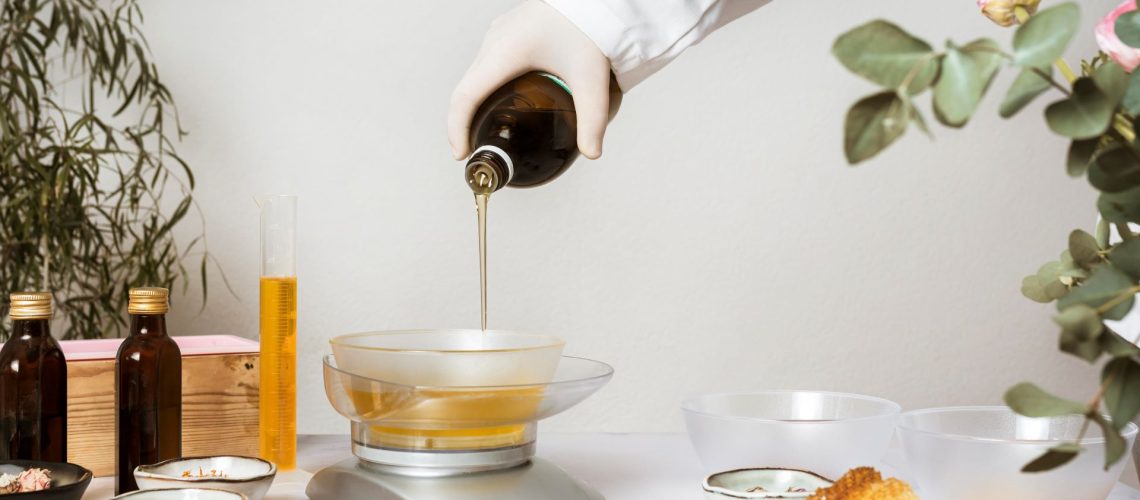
[476,192,489,332]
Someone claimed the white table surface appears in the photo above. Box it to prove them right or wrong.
[83,433,1140,499]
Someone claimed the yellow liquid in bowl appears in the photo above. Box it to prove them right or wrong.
[348,386,545,450]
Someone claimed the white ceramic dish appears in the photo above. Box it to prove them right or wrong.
[134,456,275,500]
[112,488,247,499]
[682,390,900,479]
[703,468,833,499]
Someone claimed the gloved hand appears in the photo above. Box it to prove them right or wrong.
[447,0,613,161]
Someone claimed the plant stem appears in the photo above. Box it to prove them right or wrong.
[1115,113,1137,143]
[1073,367,1120,444]
[897,53,937,95]
[1014,6,1077,84]
[1095,285,1140,315]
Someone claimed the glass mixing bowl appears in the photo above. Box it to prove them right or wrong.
[330,330,565,386]
[682,391,900,479]
[898,406,1138,500]
[323,337,612,476]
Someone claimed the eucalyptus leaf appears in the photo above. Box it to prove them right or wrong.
[1089,144,1140,193]
[933,39,1003,128]
[1116,10,1140,49]
[1022,275,1054,303]
[1110,238,1140,279]
[1004,382,1088,417]
[1100,328,1140,357]
[1022,275,1055,303]
[844,91,909,164]
[1067,139,1098,177]
[1062,333,1105,363]
[1093,62,1129,107]
[1099,185,1140,224]
[1013,3,1080,68]
[1054,304,1103,342]
[832,20,939,94]
[1001,68,1055,118]
[1045,78,1115,140]
[1056,266,1135,321]
[1022,443,1083,473]
[1091,413,1128,468]
[1103,358,1140,431]
[1068,229,1102,268]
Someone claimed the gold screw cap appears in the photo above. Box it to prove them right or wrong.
[9,292,52,320]
[128,287,169,315]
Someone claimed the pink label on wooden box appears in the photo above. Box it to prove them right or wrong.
[60,335,258,361]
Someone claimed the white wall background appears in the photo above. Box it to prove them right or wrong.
[141,0,1119,437]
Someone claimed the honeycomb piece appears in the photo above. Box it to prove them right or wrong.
[807,467,917,500]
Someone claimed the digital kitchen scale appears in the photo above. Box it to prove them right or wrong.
[306,342,613,500]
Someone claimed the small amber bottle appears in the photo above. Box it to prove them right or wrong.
[0,292,67,461]
[116,287,181,494]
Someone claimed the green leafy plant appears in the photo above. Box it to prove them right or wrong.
[833,1,1140,472]
[0,0,216,339]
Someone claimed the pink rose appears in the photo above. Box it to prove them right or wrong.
[977,0,1041,27]
[1097,0,1140,72]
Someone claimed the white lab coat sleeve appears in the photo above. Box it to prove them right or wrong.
[542,0,770,90]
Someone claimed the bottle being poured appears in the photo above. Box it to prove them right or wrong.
[464,71,621,332]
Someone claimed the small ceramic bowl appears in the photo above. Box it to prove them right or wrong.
[0,460,92,499]
[134,456,275,500]
[703,468,833,499]
[112,488,247,499]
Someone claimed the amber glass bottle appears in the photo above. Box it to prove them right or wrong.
[116,287,181,494]
[465,72,622,194]
[0,292,67,462]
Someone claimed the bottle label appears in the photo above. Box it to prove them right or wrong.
[539,72,572,95]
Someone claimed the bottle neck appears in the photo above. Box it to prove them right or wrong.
[11,319,50,339]
[129,314,168,338]
[465,147,512,195]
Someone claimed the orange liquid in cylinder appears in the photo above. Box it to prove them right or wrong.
[260,276,296,470]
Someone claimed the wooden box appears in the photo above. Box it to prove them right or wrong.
[61,335,260,477]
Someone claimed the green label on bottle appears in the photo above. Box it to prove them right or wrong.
[539,72,572,95]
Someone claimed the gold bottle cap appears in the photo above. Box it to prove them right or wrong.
[128,287,169,315]
[9,292,52,320]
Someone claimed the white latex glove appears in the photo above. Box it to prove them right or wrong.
[448,0,613,161]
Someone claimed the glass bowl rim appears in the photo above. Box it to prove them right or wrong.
[680,390,902,425]
[323,353,613,391]
[897,405,1140,445]
[329,329,566,354]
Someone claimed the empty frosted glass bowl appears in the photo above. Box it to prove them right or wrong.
[330,330,565,386]
[682,391,900,479]
[898,406,1138,500]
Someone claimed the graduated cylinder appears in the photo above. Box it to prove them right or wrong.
[259,195,297,470]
